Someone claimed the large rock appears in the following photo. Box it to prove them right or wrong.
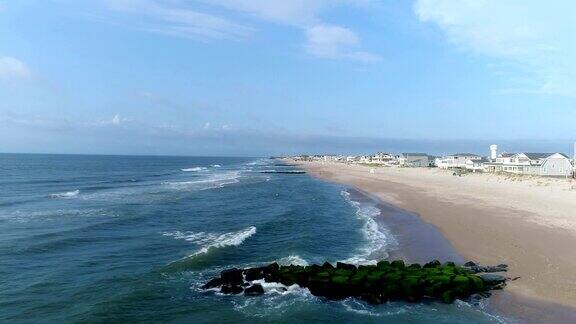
[221,268,243,285]
[336,262,356,271]
[201,278,223,289]
[244,267,265,281]
[220,285,243,294]
[244,284,265,296]
[479,274,506,284]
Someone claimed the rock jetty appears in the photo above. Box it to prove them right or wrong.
[202,260,507,304]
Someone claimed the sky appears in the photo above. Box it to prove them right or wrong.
[1,0,575,156]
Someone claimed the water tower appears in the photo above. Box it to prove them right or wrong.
[490,144,498,160]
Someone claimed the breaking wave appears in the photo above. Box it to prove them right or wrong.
[340,190,394,265]
[246,159,271,166]
[277,255,309,266]
[211,164,222,168]
[181,167,207,172]
[49,190,80,199]
[164,226,257,256]
[164,171,241,191]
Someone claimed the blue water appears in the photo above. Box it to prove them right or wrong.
[0,154,502,322]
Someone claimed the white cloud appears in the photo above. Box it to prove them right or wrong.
[414,0,576,96]
[305,25,381,62]
[84,114,130,127]
[200,0,327,26]
[101,0,379,62]
[104,0,253,40]
[0,113,71,131]
[205,0,380,62]
[0,56,31,80]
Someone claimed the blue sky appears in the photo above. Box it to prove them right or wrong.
[1,0,575,156]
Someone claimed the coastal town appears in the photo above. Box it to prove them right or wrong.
[292,144,576,178]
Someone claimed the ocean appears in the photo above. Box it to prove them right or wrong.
[0,154,504,322]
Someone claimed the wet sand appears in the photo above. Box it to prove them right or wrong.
[297,161,576,322]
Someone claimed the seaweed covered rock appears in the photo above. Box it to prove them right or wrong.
[202,260,508,304]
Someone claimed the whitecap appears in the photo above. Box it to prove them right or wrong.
[277,255,309,266]
[246,159,272,166]
[341,299,384,317]
[231,280,316,317]
[340,190,396,265]
[211,164,222,168]
[164,171,241,191]
[249,279,311,296]
[181,167,207,172]
[49,190,80,199]
[164,226,256,256]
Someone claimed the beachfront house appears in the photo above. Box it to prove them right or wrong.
[359,155,372,163]
[346,156,358,163]
[370,152,395,165]
[484,152,573,177]
[397,153,433,167]
[465,157,489,172]
[436,153,482,169]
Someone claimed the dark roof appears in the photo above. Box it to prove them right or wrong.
[523,152,570,159]
[402,153,429,157]
[467,157,489,163]
[453,153,480,157]
[523,153,554,160]
[499,153,515,157]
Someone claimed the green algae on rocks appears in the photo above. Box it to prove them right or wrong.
[202,260,507,304]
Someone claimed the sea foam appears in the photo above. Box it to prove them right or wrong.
[277,255,309,266]
[49,190,80,199]
[181,167,207,172]
[340,190,395,265]
[164,171,241,191]
[164,226,256,256]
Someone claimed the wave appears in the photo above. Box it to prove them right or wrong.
[1,208,114,223]
[181,167,207,172]
[211,164,221,168]
[340,190,395,265]
[164,171,241,191]
[246,159,272,166]
[260,170,305,174]
[277,255,309,266]
[163,226,256,257]
[49,190,80,199]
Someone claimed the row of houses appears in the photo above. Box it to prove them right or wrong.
[293,144,575,177]
[435,145,574,177]
[294,152,437,167]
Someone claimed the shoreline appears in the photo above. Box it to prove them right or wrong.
[294,160,576,321]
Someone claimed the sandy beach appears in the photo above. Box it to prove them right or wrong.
[295,160,576,320]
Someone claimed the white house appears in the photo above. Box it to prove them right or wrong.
[370,152,395,165]
[484,152,573,177]
[436,153,482,169]
[465,157,489,172]
[397,153,433,167]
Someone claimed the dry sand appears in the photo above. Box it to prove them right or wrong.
[294,161,576,318]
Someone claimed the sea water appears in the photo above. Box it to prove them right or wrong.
[0,154,503,322]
